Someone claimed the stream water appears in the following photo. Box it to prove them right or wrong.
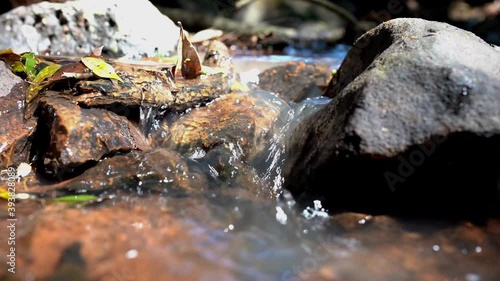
[3,44,500,281]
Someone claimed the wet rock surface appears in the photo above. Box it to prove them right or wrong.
[0,13,499,281]
[74,66,177,108]
[2,198,237,281]
[285,18,500,217]
[34,96,141,179]
[31,148,207,196]
[166,91,290,197]
[2,199,499,281]
[0,61,35,169]
[257,61,332,102]
[302,213,500,281]
[168,91,287,159]
[0,0,179,58]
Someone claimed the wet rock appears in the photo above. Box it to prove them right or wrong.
[41,62,231,113]
[258,61,332,102]
[9,197,236,281]
[74,66,176,108]
[0,61,35,169]
[168,91,286,162]
[171,73,233,112]
[167,91,289,195]
[26,148,207,196]
[199,39,232,69]
[301,215,500,281]
[34,96,145,178]
[285,18,500,217]
[0,0,179,58]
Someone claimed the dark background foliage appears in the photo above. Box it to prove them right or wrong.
[2,0,498,46]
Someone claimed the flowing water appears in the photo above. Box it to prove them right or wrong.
[3,44,500,281]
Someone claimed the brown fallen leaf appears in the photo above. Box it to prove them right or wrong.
[174,21,202,79]
[0,48,21,67]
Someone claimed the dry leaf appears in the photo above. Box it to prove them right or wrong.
[175,22,202,79]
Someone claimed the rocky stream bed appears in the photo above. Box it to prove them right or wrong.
[0,1,499,281]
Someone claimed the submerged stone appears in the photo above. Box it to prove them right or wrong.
[26,148,207,196]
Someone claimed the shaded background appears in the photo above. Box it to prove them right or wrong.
[2,0,499,49]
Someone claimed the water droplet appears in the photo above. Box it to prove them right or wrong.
[465,273,481,281]
[223,224,234,233]
[275,206,288,225]
[125,249,138,259]
[132,222,143,229]
[432,245,440,252]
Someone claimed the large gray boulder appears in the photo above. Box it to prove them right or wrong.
[0,0,179,58]
[285,18,500,217]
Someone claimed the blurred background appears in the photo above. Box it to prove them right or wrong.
[3,0,499,51]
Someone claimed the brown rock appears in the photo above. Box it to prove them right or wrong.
[25,148,207,196]
[0,61,36,169]
[168,91,286,160]
[35,96,142,178]
[73,64,232,113]
[11,197,235,281]
[74,66,176,108]
[258,61,332,102]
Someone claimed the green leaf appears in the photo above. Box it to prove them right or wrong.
[81,57,124,82]
[51,194,98,204]
[11,61,26,75]
[26,63,62,103]
[21,52,38,80]
[33,63,62,83]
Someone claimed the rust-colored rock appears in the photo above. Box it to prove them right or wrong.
[258,61,332,102]
[74,65,176,108]
[0,62,35,169]
[171,73,232,112]
[65,64,232,113]
[7,197,235,281]
[200,39,232,69]
[23,148,207,196]
[35,96,142,178]
[165,91,289,197]
[168,91,287,160]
